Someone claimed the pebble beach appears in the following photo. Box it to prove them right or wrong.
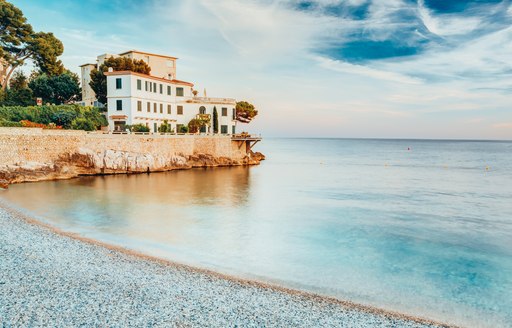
[0,206,449,327]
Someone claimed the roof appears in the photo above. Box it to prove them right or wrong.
[118,50,178,60]
[104,71,194,87]
[79,63,96,67]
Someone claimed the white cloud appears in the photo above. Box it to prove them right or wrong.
[314,56,422,84]
[418,0,481,36]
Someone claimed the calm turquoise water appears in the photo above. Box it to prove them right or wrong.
[2,139,512,327]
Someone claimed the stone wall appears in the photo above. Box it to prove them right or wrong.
[0,128,262,186]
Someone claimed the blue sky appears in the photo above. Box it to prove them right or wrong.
[11,0,512,139]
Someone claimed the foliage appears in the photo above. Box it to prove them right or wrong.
[0,1,64,89]
[70,117,95,131]
[187,117,210,134]
[0,104,106,130]
[179,125,189,133]
[28,32,64,76]
[29,71,81,104]
[0,70,33,106]
[158,120,173,133]
[235,101,258,123]
[0,118,21,127]
[20,120,61,129]
[89,56,151,105]
[212,106,219,134]
[128,123,150,133]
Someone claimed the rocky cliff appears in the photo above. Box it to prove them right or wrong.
[0,145,264,188]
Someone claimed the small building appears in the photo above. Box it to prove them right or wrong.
[80,50,237,134]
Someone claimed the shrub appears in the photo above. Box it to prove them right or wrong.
[158,120,173,133]
[0,105,105,130]
[128,124,150,133]
[187,118,209,134]
[20,120,62,129]
[179,125,189,133]
[0,119,22,127]
[71,118,95,131]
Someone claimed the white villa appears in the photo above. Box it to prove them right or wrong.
[80,50,237,134]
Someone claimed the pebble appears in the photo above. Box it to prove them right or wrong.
[0,208,448,328]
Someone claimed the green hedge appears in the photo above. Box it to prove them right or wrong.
[0,119,22,127]
[0,105,107,131]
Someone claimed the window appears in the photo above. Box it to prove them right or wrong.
[153,82,157,93]
[232,126,235,135]
[221,125,228,134]
[137,79,142,90]
[176,87,184,97]
[116,99,122,111]
[199,106,206,114]
[177,106,183,115]
[137,100,142,111]
[147,102,150,112]
[167,105,171,114]
[159,84,163,94]
[145,81,148,91]
[232,108,236,120]
[149,82,152,92]
[154,123,158,133]
[222,107,227,116]
[154,103,157,113]
[160,103,163,113]
[116,78,122,89]
[167,85,171,95]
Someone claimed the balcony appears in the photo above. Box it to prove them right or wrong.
[185,96,236,105]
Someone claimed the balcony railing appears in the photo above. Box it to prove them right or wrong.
[185,96,236,104]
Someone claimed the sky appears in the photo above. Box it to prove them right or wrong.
[11,0,512,139]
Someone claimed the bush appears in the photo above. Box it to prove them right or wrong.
[128,124,150,133]
[188,118,209,134]
[0,119,22,127]
[20,120,62,129]
[158,120,173,133]
[0,105,106,130]
[179,125,189,133]
[71,118,95,131]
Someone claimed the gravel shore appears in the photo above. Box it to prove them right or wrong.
[0,207,448,327]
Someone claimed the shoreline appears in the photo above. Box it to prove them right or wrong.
[0,200,454,327]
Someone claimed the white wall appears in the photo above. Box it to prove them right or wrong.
[106,74,237,134]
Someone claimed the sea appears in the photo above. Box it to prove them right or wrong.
[2,138,511,327]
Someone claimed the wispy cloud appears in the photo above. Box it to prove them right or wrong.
[12,0,512,139]
[314,56,422,84]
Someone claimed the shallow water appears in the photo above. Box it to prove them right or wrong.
[2,138,512,327]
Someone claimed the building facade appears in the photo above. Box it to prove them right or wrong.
[80,50,237,134]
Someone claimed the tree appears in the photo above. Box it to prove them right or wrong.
[0,1,64,89]
[235,101,258,123]
[29,71,81,104]
[188,117,209,134]
[89,56,151,105]
[212,106,219,133]
[0,70,33,106]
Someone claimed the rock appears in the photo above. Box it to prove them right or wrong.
[251,151,266,161]
[0,147,263,185]
[0,179,9,189]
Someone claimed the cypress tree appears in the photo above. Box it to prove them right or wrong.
[213,106,219,134]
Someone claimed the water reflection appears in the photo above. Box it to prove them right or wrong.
[4,167,252,248]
